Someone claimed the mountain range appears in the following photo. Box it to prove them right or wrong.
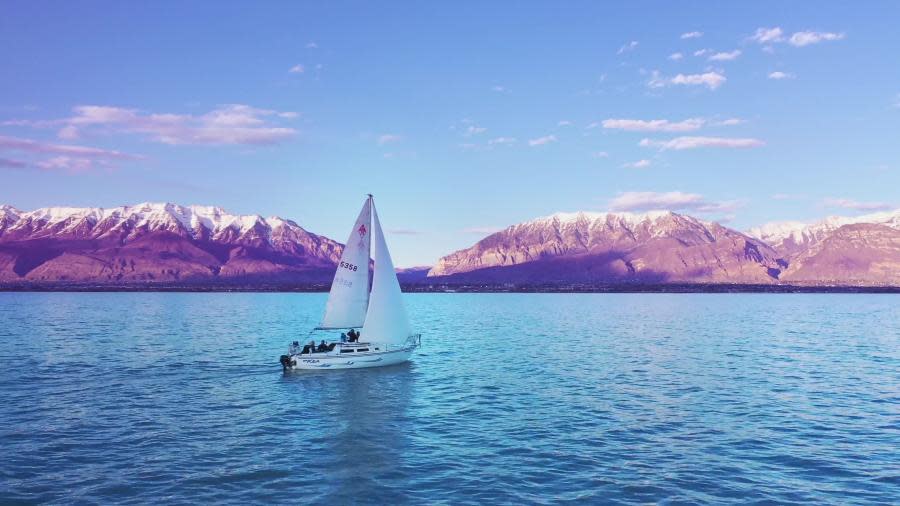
[1,202,898,287]
[0,203,341,284]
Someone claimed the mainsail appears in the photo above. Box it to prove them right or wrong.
[319,197,372,329]
[361,202,411,345]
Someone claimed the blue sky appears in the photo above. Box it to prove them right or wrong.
[1,1,899,266]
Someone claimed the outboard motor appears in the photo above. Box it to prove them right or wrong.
[279,354,292,370]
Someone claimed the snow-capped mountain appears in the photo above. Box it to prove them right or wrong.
[747,209,900,284]
[0,203,342,283]
[747,209,900,257]
[429,210,784,283]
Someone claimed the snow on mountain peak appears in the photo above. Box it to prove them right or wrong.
[748,208,900,248]
[0,202,302,243]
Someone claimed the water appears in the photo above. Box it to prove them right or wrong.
[0,293,898,505]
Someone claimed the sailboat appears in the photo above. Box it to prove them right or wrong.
[280,195,421,371]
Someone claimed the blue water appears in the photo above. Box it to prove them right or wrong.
[1,293,898,504]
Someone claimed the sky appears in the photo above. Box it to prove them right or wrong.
[1,1,899,266]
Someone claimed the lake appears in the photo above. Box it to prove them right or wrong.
[1,292,898,504]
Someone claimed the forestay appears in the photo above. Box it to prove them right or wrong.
[361,203,411,345]
[319,197,372,329]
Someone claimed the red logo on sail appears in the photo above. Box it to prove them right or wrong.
[358,224,367,237]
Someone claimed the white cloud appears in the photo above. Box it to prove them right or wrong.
[668,52,684,61]
[57,125,79,140]
[693,49,710,57]
[0,134,141,173]
[750,27,785,44]
[640,136,764,150]
[670,71,727,90]
[716,118,745,126]
[602,118,705,132]
[617,40,639,55]
[749,27,845,48]
[788,31,845,47]
[464,125,487,136]
[823,198,892,211]
[708,50,741,61]
[528,135,557,146]
[491,85,507,92]
[305,42,318,49]
[680,31,703,39]
[377,134,402,145]
[768,71,794,80]
[289,64,305,74]
[557,120,572,126]
[609,191,745,213]
[623,159,652,169]
[591,151,609,158]
[488,136,517,145]
[649,70,726,90]
[39,104,299,145]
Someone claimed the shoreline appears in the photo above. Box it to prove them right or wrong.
[1,283,898,294]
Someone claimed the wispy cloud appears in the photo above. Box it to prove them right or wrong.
[377,133,403,145]
[749,27,784,44]
[8,104,298,146]
[602,118,705,132]
[289,64,305,73]
[463,226,503,235]
[716,118,745,126]
[488,137,517,145]
[387,228,422,236]
[648,70,726,90]
[557,120,572,126]
[609,191,745,214]
[0,134,136,159]
[305,42,318,49]
[768,71,794,80]
[591,151,609,158]
[668,52,684,61]
[467,125,487,136]
[617,40,639,55]
[491,85,507,92]
[528,135,557,147]
[823,198,892,211]
[749,26,845,47]
[0,157,28,170]
[623,159,652,169]
[640,136,764,150]
[680,31,703,39]
[789,31,845,47]
[893,93,900,108]
[708,49,741,61]
[0,134,140,173]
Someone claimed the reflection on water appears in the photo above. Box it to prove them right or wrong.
[1,292,898,504]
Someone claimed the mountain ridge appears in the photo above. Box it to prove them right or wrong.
[2,202,899,287]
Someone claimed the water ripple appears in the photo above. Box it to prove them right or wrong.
[0,292,898,504]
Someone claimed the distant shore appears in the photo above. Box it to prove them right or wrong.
[1,283,898,293]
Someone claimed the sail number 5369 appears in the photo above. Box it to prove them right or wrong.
[340,261,358,272]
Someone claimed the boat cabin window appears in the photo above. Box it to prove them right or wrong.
[357,348,369,352]
[340,349,354,353]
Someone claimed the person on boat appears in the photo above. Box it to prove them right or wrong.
[309,340,317,353]
[317,340,328,352]
[348,329,359,342]
[340,332,347,343]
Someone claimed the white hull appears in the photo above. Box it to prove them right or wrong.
[281,335,421,371]
[284,347,414,370]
